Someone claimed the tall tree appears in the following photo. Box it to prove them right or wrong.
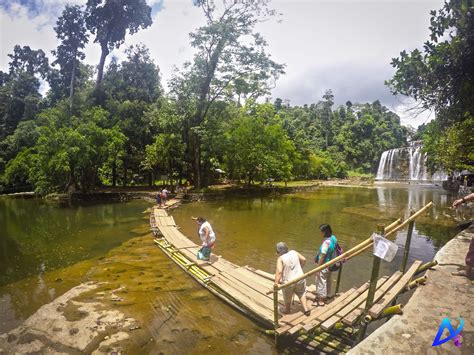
[0,46,49,139]
[172,0,285,188]
[52,5,89,107]
[7,45,49,79]
[386,0,474,171]
[85,0,152,90]
[321,89,334,149]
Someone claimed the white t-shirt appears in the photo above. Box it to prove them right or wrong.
[280,250,304,283]
[199,221,216,245]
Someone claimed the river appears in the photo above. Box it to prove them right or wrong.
[0,184,471,353]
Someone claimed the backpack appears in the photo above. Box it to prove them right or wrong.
[328,241,345,272]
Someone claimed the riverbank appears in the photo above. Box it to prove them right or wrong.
[1,177,377,202]
[350,225,474,354]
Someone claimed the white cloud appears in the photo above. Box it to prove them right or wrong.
[0,4,56,69]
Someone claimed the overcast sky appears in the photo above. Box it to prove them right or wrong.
[0,0,443,127]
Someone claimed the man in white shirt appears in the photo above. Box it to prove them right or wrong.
[274,242,310,315]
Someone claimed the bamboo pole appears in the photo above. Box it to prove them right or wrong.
[273,284,279,344]
[385,218,403,234]
[357,224,384,342]
[400,211,415,273]
[363,304,404,323]
[274,202,433,292]
[335,265,343,295]
[298,333,352,353]
[414,260,438,276]
[364,224,384,312]
[384,202,433,239]
[404,275,427,290]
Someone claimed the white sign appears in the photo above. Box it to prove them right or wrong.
[371,233,398,262]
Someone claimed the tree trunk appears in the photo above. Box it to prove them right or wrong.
[69,54,77,110]
[95,43,109,89]
[123,162,127,187]
[65,168,78,194]
[190,36,227,189]
[112,160,116,187]
[191,132,201,189]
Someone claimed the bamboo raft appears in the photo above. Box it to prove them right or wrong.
[150,199,435,352]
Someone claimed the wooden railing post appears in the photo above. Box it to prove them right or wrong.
[273,284,279,344]
[357,224,384,343]
[335,265,343,295]
[400,211,415,273]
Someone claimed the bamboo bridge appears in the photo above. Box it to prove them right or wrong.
[150,198,435,353]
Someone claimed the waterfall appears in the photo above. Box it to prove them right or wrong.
[376,151,389,180]
[376,144,445,181]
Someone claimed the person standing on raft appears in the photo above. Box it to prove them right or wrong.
[314,223,337,306]
[273,242,310,316]
[192,217,216,261]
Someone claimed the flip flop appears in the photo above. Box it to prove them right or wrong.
[304,310,311,316]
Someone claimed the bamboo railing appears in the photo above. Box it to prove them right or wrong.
[270,201,434,333]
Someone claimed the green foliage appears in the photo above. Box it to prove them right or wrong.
[224,103,296,185]
[170,0,285,187]
[0,3,413,193]
[50,5,89,103]
[387,0,474,172]
[85,0,153,87]
[103,45,161,103]
[423,115,474,172]
[4,105,126,194]
[142,133,186,185]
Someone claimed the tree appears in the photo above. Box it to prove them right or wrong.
[103,44,161,103]
[85,0,152,90]
[142,133,186,186]
[7,45,49,79]
[225,103,296,186]
[321,89,334,149]
[51,5,89,107]
[101,45,161,185]
[0,46,49,139]
[386,0,474,171]
[5,104,126,194]
[171,0,285,188]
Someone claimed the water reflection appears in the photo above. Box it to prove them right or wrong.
[0,198,149,286]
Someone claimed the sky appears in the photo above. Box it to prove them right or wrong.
[0,0,444,128]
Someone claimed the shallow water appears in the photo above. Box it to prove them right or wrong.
[0,185,471,353]
[172,184,465,290]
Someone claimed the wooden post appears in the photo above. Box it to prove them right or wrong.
[335,265,343,295]
[358,224,384,343]
[400,211,415,273]
[273,284,279,344]
[365,224,384,311]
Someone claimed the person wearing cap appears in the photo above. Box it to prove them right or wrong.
[273,242,310,315]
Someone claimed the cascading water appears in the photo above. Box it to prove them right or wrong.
[376,143,446,181]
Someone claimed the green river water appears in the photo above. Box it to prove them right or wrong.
[0,184,471,353]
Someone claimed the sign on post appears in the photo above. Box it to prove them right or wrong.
[371,233,398,262]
